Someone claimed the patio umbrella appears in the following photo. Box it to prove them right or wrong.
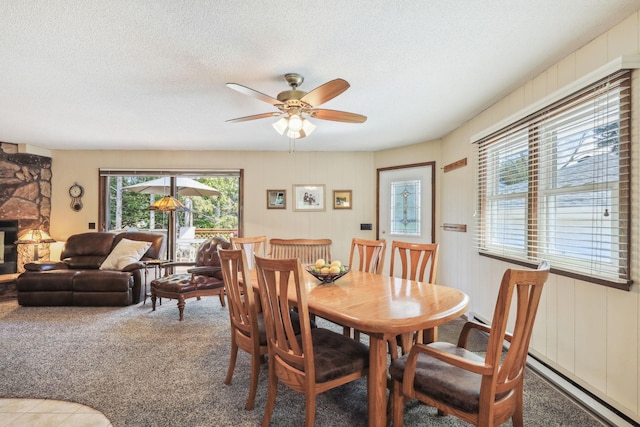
[123,177,220,197]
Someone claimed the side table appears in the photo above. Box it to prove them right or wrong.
[142,260,170,304]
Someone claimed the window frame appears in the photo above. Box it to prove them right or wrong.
[476,71,632,290]
[98,169,243,261]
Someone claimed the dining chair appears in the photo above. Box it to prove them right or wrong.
[230,235,267,269]
[254,255,369,426]
[349,237,386,274]
[389,240,439,283]
[389,261,550,427]
[389,241,439,351]
[268,238,332,264]
[346,238,386,338]
[218,248,266,410]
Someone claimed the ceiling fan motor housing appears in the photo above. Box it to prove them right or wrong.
[277,90,307,103]
[277,73,307,103]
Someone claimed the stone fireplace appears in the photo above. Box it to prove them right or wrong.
[0,143,52,273]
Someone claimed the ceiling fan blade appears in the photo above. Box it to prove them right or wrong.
[300,79,350,107]
[309,109,367,123]
[226,112,282,123]
[226,83,282,106]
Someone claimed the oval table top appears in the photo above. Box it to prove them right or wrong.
[298,268,469,336]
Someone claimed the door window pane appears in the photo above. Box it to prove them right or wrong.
[390,179,421,236]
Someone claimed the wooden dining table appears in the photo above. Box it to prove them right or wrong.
[252,267,469,427]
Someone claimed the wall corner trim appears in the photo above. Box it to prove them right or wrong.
[18,144,52,158]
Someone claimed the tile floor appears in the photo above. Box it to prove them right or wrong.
[0,398,112,427]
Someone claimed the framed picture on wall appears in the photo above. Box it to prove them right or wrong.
[266,189,286,209]
[333,190,352,209]
[293,184,325,211]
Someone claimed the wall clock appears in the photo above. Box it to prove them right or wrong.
[69,183,84,211]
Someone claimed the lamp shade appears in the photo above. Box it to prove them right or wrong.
[16,229,55,244]
[16,229,56,262]
[148,196,187,211]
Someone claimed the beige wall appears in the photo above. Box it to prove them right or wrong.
[374,11,640,423]
[50,150,376,264]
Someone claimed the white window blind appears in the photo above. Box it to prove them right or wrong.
[476,70,631,289]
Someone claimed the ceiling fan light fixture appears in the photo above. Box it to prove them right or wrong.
[302,117,316,135]
[272,117,288,135]
[288,114,303,132]
[286,129,302,139]
[273,115,316,139]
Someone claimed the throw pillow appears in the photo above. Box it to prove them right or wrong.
[100,238,152,271]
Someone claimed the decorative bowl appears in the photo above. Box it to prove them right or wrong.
[305,265,351,284]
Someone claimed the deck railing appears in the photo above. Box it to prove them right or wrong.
[130,228,238,262]
[176,229,238,261]
[193,228,238,240]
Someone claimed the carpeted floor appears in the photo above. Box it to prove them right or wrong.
[0,297,605,426]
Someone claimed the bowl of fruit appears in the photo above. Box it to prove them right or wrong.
[305,259,350,284]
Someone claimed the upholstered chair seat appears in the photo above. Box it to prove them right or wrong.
[298,328,369,383]
[390,342,492,413]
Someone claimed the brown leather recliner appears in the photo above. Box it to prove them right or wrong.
[163,236,230,283]
[17,231,165,306]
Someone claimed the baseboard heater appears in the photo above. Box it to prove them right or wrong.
[470,313,636,427]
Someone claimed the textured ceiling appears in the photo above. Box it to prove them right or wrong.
[1,1,640,152]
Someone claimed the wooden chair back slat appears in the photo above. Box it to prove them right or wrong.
[269,238,332,264]
[349,238,386,273]
[219,249,254,336]
[230,236,267,269]
[389,241,438,283]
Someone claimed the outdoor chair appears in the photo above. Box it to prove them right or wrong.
[389,261,550,427]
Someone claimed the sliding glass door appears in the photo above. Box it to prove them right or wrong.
[99,169,242,262]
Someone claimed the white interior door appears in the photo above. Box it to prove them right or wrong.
[378,163,434,275]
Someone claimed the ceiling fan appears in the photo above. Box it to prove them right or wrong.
[226,73,367,139]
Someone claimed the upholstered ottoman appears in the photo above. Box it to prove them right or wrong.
[150,273,225,321]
